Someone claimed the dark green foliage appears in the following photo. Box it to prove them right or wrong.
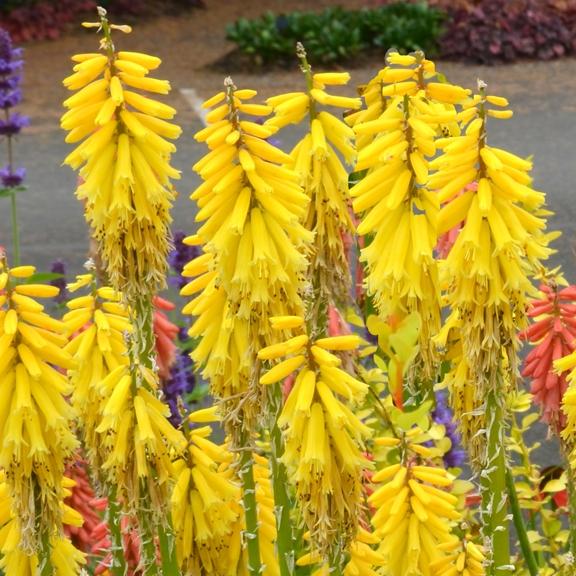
[226,4,446,65]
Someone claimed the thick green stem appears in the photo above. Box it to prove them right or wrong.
[481,388,512,575]
[10,190,19,266]
[267,385,294,576]
[107,486,128,576]
[40,532,53,576]
[139,507,160,576]
[505,468,538,576]
[239,445,262,576]
[158,523,179,576]
[328,548,344,576]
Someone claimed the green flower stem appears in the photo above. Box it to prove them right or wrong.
[107,486,128,576]
[328,548,344,576]
[239,444,263,576]
[267,385,294,576]
[40,532,53,576]
[140,512,160,576]
[157,523,179,576]
[509,412,543,567]
[481,386,512,575]
[505,468,538,576]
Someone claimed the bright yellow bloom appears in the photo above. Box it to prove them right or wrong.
[349,52,456,384]
[61,16,181,298]
[369,461,461,575]
[430,539,486,576]
[96,365,186,511]
[0,258,78,551]
[64,276,185,515]
[297,527,386,575]
[0,472,86,575]
[171,426,243,575]
[183,79,310,440]
[261,319,370,558]
[251,453,280,576]
[266,43,359,305]
[437,85,552,460]
[64,275,130,473]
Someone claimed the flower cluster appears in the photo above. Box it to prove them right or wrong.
[0,258,82,567]
[183,79,311,438]
[259,319,370,557]
[265,45,361,306]
[0,28,28,188]
[348,52,455,385]
[522,281,576,432]
[61,16,181,297]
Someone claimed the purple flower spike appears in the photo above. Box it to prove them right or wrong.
[168,230,200,289]
[433,390,467,469]
[0,112,29,136]
[0,28,27,189]
[164,349,196,426]
[0,165,24,188]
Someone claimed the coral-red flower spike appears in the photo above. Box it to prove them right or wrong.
[521,282,576,432]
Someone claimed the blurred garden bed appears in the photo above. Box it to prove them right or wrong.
[223,0,576,68]
[0,0,204,42]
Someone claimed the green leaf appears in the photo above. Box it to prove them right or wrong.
[521,413,540,429]
[25,272,64,283]
[392,400,433,431]
[373,354,388,374]
[542,476,566,493]
[388,312,421,362]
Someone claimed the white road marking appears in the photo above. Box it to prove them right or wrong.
[179,88,208,126]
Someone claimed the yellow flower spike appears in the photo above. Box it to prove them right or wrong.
[370,463,461,575]
[350,56,447,386]
[170,426,244,575]
[183,77,311,446]
[0,260,79,553]
[261,323,370,559]
[437,83,551,467]
[265,45,358,306]
[62,18,180,298]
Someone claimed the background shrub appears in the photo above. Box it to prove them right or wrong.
[438,0,576,63]
[226,4,446,65]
